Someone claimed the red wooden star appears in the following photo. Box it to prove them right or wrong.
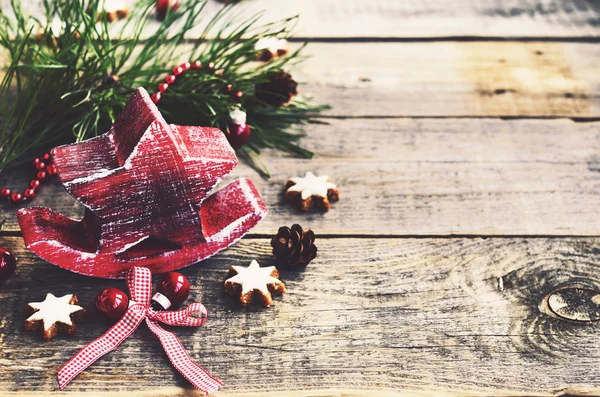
[17,88,267,278]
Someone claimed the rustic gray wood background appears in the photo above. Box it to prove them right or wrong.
[2,0,600,396]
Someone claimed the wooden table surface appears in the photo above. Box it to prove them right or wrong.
[2,1,600,396]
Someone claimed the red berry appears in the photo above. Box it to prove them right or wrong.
[151,92,161,104]
[158,83,169,92]
[46,164,57,176]
[24,188,35,199]
[37,171,46,180]
[225,84,233,92]
[156,272,190,307]
[227,123,251,149]
[95,287,129,321]
[181,62,191,71]
[30,180,40,189]
[156,0,179,20]
[0,188,10,197]
[191,60,201,69]
[172,66,184,76]
[36,161,46,170]
[0,248,16,281]
[10,193,23,203]
[234,91,243,99]
[42,153,50,161]
[165,75,176,84]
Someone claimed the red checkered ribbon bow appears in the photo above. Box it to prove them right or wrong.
[57,267,222,394]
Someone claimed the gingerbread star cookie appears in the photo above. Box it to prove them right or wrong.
[284,172,340,212]
[224,260,286,307]
[25,293,86,340]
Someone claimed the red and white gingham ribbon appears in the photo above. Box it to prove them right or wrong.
[57,267,222,394]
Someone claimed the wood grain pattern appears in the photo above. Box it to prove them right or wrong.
[3,118,600,236]
[1,235,600,395]
[67,41,594,118]
[2,41,598,118]
[298,42,600,117]
[16,0,600,38]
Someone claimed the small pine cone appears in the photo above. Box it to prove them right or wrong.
[271,224,317,268]
[255,71,298,107]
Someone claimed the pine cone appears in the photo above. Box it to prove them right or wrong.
[255,71,298,107]
[271,224,317,268]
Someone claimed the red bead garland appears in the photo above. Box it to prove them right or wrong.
[1,153,56,205]
[150,60,243,105]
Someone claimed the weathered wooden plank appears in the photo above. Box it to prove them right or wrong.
[299,42,600,117]
[16,0,600,38]
[3,118,600,236]
[2,42,598,118]
[1,236,600,395]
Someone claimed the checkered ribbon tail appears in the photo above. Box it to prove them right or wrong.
[57,267,222,394]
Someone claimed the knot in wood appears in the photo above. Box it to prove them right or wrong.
[547,287,600,322]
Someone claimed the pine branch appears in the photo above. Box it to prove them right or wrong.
[0,0,329,177]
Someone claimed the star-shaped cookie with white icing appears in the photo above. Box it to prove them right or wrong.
[224,260,286,307]
[284,171,340,212]
[24,293,86,340]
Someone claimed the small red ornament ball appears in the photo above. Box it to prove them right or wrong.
[156,272,190,307]
[10,193,23,203]
[0,248,16,280]
[95,288,129,320]
[156,0,179,20]
[227,123,251,149]
[24,188,35,199]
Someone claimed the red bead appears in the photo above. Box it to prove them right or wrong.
[151,92,161,104]
[156,272,190,307]
[42,153,50,161]
[36,161,46,170]
[156,0,179,20]
[234,91,243,99]
[46,164,57,176]
[158,83,169,93]
[0,188,10,197]
[10,193,23,203]
[33,158,41,166]
[225,84,232,92]
[30,180,40,189]
[207,62,215,69]
[181,62,191,71]
[24,188,35,199]
[191,60,201,69]
[37,171,46,180]
[95,287,129,321]
[172,66,183,76]
[227,122,251,149]
[165,75,176,84]
[0,248,16,281]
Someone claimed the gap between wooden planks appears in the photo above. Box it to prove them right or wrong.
[2,117,600,236]
[1,236,600,396]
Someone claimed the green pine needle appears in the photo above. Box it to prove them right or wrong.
[0,0,329,177]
